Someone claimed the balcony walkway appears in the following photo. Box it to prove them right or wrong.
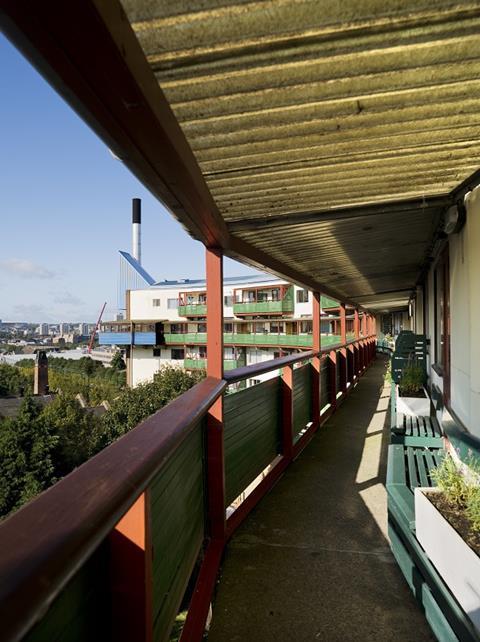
[208,357,434,641]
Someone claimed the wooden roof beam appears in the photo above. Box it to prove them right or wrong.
[0,0,229,248]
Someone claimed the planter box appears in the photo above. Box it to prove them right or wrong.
[396,385,430,426]
[415,487,480,633]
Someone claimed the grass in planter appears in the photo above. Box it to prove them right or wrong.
[429,453,480,556]
[398,360,425,397]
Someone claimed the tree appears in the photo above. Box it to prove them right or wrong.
[96,365,204,451]
[0,395,57,517]
[110,351,126,371]
[41,394,97,477]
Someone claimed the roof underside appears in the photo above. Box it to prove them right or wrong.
[120,0,480,309]
[3,1,480,312]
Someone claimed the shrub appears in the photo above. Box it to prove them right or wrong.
[398,359,424,395]
[430,453,469,506]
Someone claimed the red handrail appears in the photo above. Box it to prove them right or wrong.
[0,334,377,641]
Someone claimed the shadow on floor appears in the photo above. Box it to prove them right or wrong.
[207,357,435,642]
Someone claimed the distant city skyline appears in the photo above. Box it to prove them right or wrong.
[0,34,261,324]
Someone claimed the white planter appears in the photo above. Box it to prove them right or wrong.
[415,487,480,633]
[396,385,430,424]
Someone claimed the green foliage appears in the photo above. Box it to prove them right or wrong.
[97,365,204,451]
[0,395,57,516]
[431,454,469,506]
[398,360,425,395]
[0,364,204,519]
[110,351,126,370]
[15,357,126,404]
[431,453,480,532]
[466,487,480,532]
[41,394,98,476]
[384,360,393,384]
[0,363,31,397]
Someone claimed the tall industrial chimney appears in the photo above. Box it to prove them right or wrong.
[132,198,141,264]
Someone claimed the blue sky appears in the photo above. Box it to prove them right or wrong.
[0,33,259,324]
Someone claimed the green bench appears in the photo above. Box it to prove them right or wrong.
[392,415,444,448]
[387,444,480,642]
[390,383,443,448]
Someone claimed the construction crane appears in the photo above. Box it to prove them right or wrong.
[88,302,107,354]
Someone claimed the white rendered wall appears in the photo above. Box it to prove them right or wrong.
[130,288,181,321]
[448,187,480,436]
[131,346,178,386]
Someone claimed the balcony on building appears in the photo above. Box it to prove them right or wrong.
[233,284,294,315]
[178,291,207,317]
[2,4,480,642]
[98,321,132,346]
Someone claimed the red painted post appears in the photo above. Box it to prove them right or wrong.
[329,349,337,410]
[110,492,153,642]
[353,309,360,377]
[340,303,347,393]
[206,247,226,541]
[312,292,321,427]
[282,364,294,460]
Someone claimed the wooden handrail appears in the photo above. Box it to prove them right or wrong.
[0,333,376,641]
[223,335,376,383]
[0,376,225,642]
[224,350,317,383]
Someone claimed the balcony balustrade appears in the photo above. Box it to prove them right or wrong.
[178,303,207,317]
[0,332,376,642]
[184,358,243,371]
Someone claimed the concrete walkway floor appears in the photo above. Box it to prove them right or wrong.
[207,357,435,642]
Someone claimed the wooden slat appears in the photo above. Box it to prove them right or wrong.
[416,451,430,488]
[406,447,419,488]
[0,376,225,642]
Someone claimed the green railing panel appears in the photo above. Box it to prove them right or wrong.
[224,378,282,506]
[25,544,109,642]
[293,363,313,441]
[320,356,331,409]
[184,358,241,370]
[178,304,207,317]
[233,299,294,314]
[165,333,342,349]
[150,423,205,642]
[184,358,207,369]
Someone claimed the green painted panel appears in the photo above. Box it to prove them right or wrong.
[150,423,205,642]
[293,363,312,441]
[233,299,294,314]
[224,378,281,505]
[320,295,339,309]
[25,543,109,642]
[320,357,330,409]
[178,304,207,316]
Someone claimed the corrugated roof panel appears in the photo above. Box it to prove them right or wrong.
[120,0,480,308]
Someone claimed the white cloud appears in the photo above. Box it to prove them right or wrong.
[52,291,84,306]
[0,258,56,279]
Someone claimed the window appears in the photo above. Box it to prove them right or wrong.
[224,322,233,333]
[153,348,161,357]
[167,298,177,309]
[270,322,284,334]
[198,323,207,333]
[224,295,233,307]
[199,293,207,304]
[152,299,161,307]
[296,289,309,303]
[300,321,312,334]
[171,348,185,360]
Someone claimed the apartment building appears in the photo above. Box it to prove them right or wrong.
[100,275,356,387]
